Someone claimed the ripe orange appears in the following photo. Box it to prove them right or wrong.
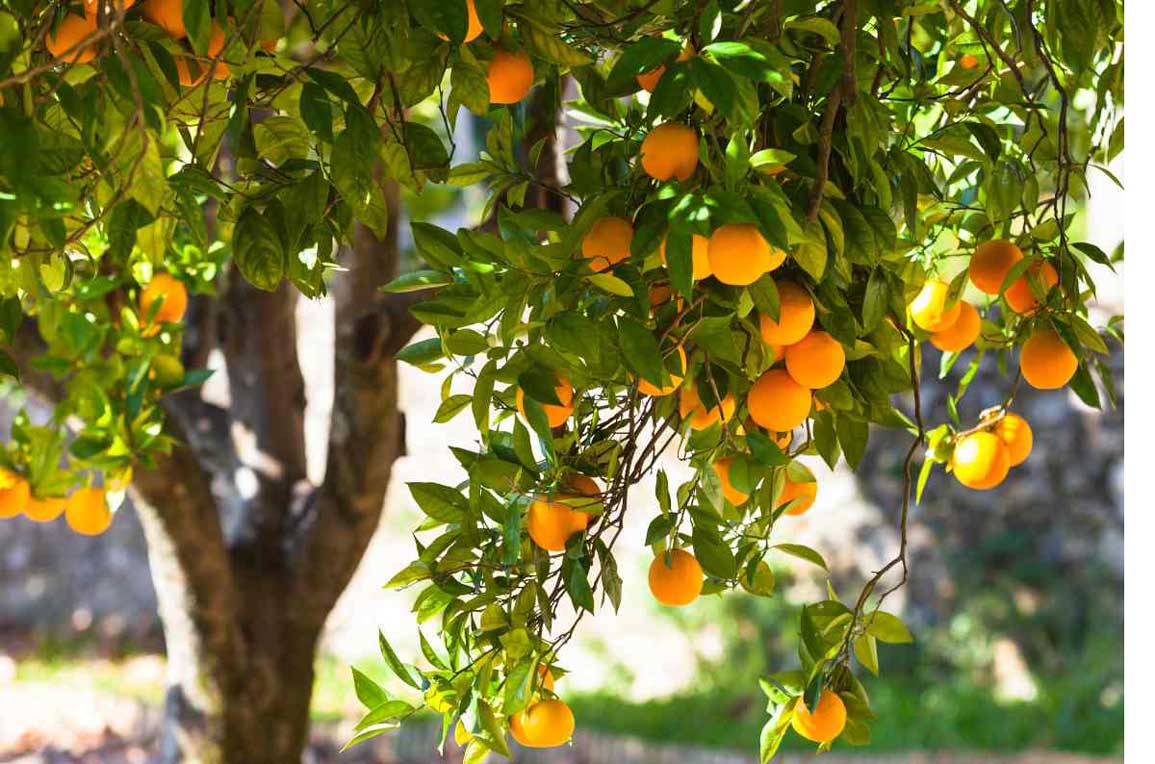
[527,497,588,551]
[778,464,817,516]
[712,457,750,506]
[994,412,1032,467]
[635,43,694,92]
[959,53,979,69]
[48,14,98,64]
[648,548,704,606]
[759,281,815,346]
[143,0,187,38]
[969,239,1023,295]
[951,431,1010,490]
[65,487,113,535]
[0,468,31,519]
[84,0,136,18]
[1019,328,1077,390]
[640,123,699,182]
[910,278,962,332]
[748,369,811,432]
[1004,261,1058,314]
[638,345,686,397]
[930,301,980,352]
[487,49,534,104]
[678,385,735,430]
[514,699,575,747]
[140,273,189,333]
[24,495,67,523]
[436,0,484,43]
[660,234,711,281]
[206,23,230,80]
[537,664,556,693]
[708,224,784,286]
[175,57,205,87]
[792,690,847,744]
[785,331,845,389]
[516,378,574,428]
[581,216,633,272]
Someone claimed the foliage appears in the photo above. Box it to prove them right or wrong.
[0,0,1123,760]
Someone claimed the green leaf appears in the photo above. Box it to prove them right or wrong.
[587,272,634,296]
[854,634,879,675]
[433,394,473,423]
[412,223,463,271]
[618,318,665,385]
[253,116,313,166]
[691,525,738,579]
[408,482,467,524]
[382,270,452,293]
[773,543,828,570]
[378,630,422,689]
[351,667,389,709]
[233,206,286,291]
[865,611,914,643]
[396,338,443,367]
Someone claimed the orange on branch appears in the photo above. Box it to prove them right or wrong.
[140,273,189,332]
[930,301,981,352]
[65,487,113,535]
[25,495,67,523]
[174,57,205,87]
[959,53,979,69]
[708,224,783,286]
[635,43,694,91]
[791,690,847,744]
[47,14,98,64]
[580,216,633,272]
[648,548,704,606]
[515,379,574,429]
[1019,328,1078,390]
[969,239,1023,295]
[759,281,814,346]
[1005,261,1058,314]
[712,457,750,506]
[748,369,811,432]
[526,497,588,551]
[84,0,136,18]
[640,123,699,182]
[994,412,1033,467]
[205,23,231,80]
[487,49,534,104]
[785,331,845,389]
[0,468,31,519]
[515,699,575,747]
[660,233,712,281]
[637,345,686,397]
[678,385,735,430]
[951,432,1010,490]
[142,0,186,38]
[436,0,485,43]
[910,278,961,332]
[779,464,818,515]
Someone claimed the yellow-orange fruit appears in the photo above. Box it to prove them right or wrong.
[660,234,711,281]
[640,123,699,182]
[487,49,534,104]
[140,273,189,333]
[1005,261,1058,314]
[581,217,633,272]
[792,690,847,744]
[930,301,981,352]
[143,0,186,38]
[779,464,818,516]
[47,14,98,63]
[678,385,735,430]
[515,699,575,747]
[759,281,815,346]
[175,57,205,87]
[24,495,67,523]
[1019,328,1078,390]
[84,0,136,19]
[0,468,31,519]
[638,345,686,397]
[708,224,784,286]
[712,457,750,506]
[910,278,962,332]
[994,412,1033,467]
[65,487,113,535]
[969,239,1024,295]
[951,432,1010,490]
[537,665,556,693]
[635,44,693,92]
[648,548,704,606]
[959,53,979,69]
[206,23,230,80]
[436,0,485,43]
[785,331,845,389]
[516,379,574,429]
[526,498,588,551]
[748,369,811,432]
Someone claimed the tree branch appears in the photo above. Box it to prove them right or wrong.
[807,0,858,220]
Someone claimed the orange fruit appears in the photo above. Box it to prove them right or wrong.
[748,369,811,432]
[635,43,694,91]
[580,217,633,272]
[1005,261,1058,314]
[660,234,712,281]
[205,23,230,80]
[785,331,845,389]
[712,457,750,506]
[994,412,1032,467]
[969,239,1023,295]
[792,690,847,744]
[174,57,207,87]
[0,468,31,519]
[648,548,704,606]
[24,495,67,523]
[537,665,556,693]
[959,53,979,69]
[516,378,574,428]
[930,301,980,352]
[640,123,699,182]
[487,49,534,104]
[140,273,189,332]
[84,0,136,18]
[143,0,186,38]
[526,497,588,551]
[678,385,735,430]
[759,281,815,346]
[910,278,962,332]
[47,14,98,63]
[65,487,113,535]
[514,699,574,747]
[708,224,784,286]
[638,345,686,397]
[778,463,818,515]
[951,431,1010,490]
[1019,328,1077,390]
[436,0,485,43]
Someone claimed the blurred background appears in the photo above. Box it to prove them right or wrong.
[0,112,1123,763]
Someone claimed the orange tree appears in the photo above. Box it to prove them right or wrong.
[0,0,1123,762]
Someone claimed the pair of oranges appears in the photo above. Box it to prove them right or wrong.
[0,470,114,536]
[950,412,1033,490]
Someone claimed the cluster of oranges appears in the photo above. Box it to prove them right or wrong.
[0,469,114,536]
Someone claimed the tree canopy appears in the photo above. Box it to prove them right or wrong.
[0,0,1124,760]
